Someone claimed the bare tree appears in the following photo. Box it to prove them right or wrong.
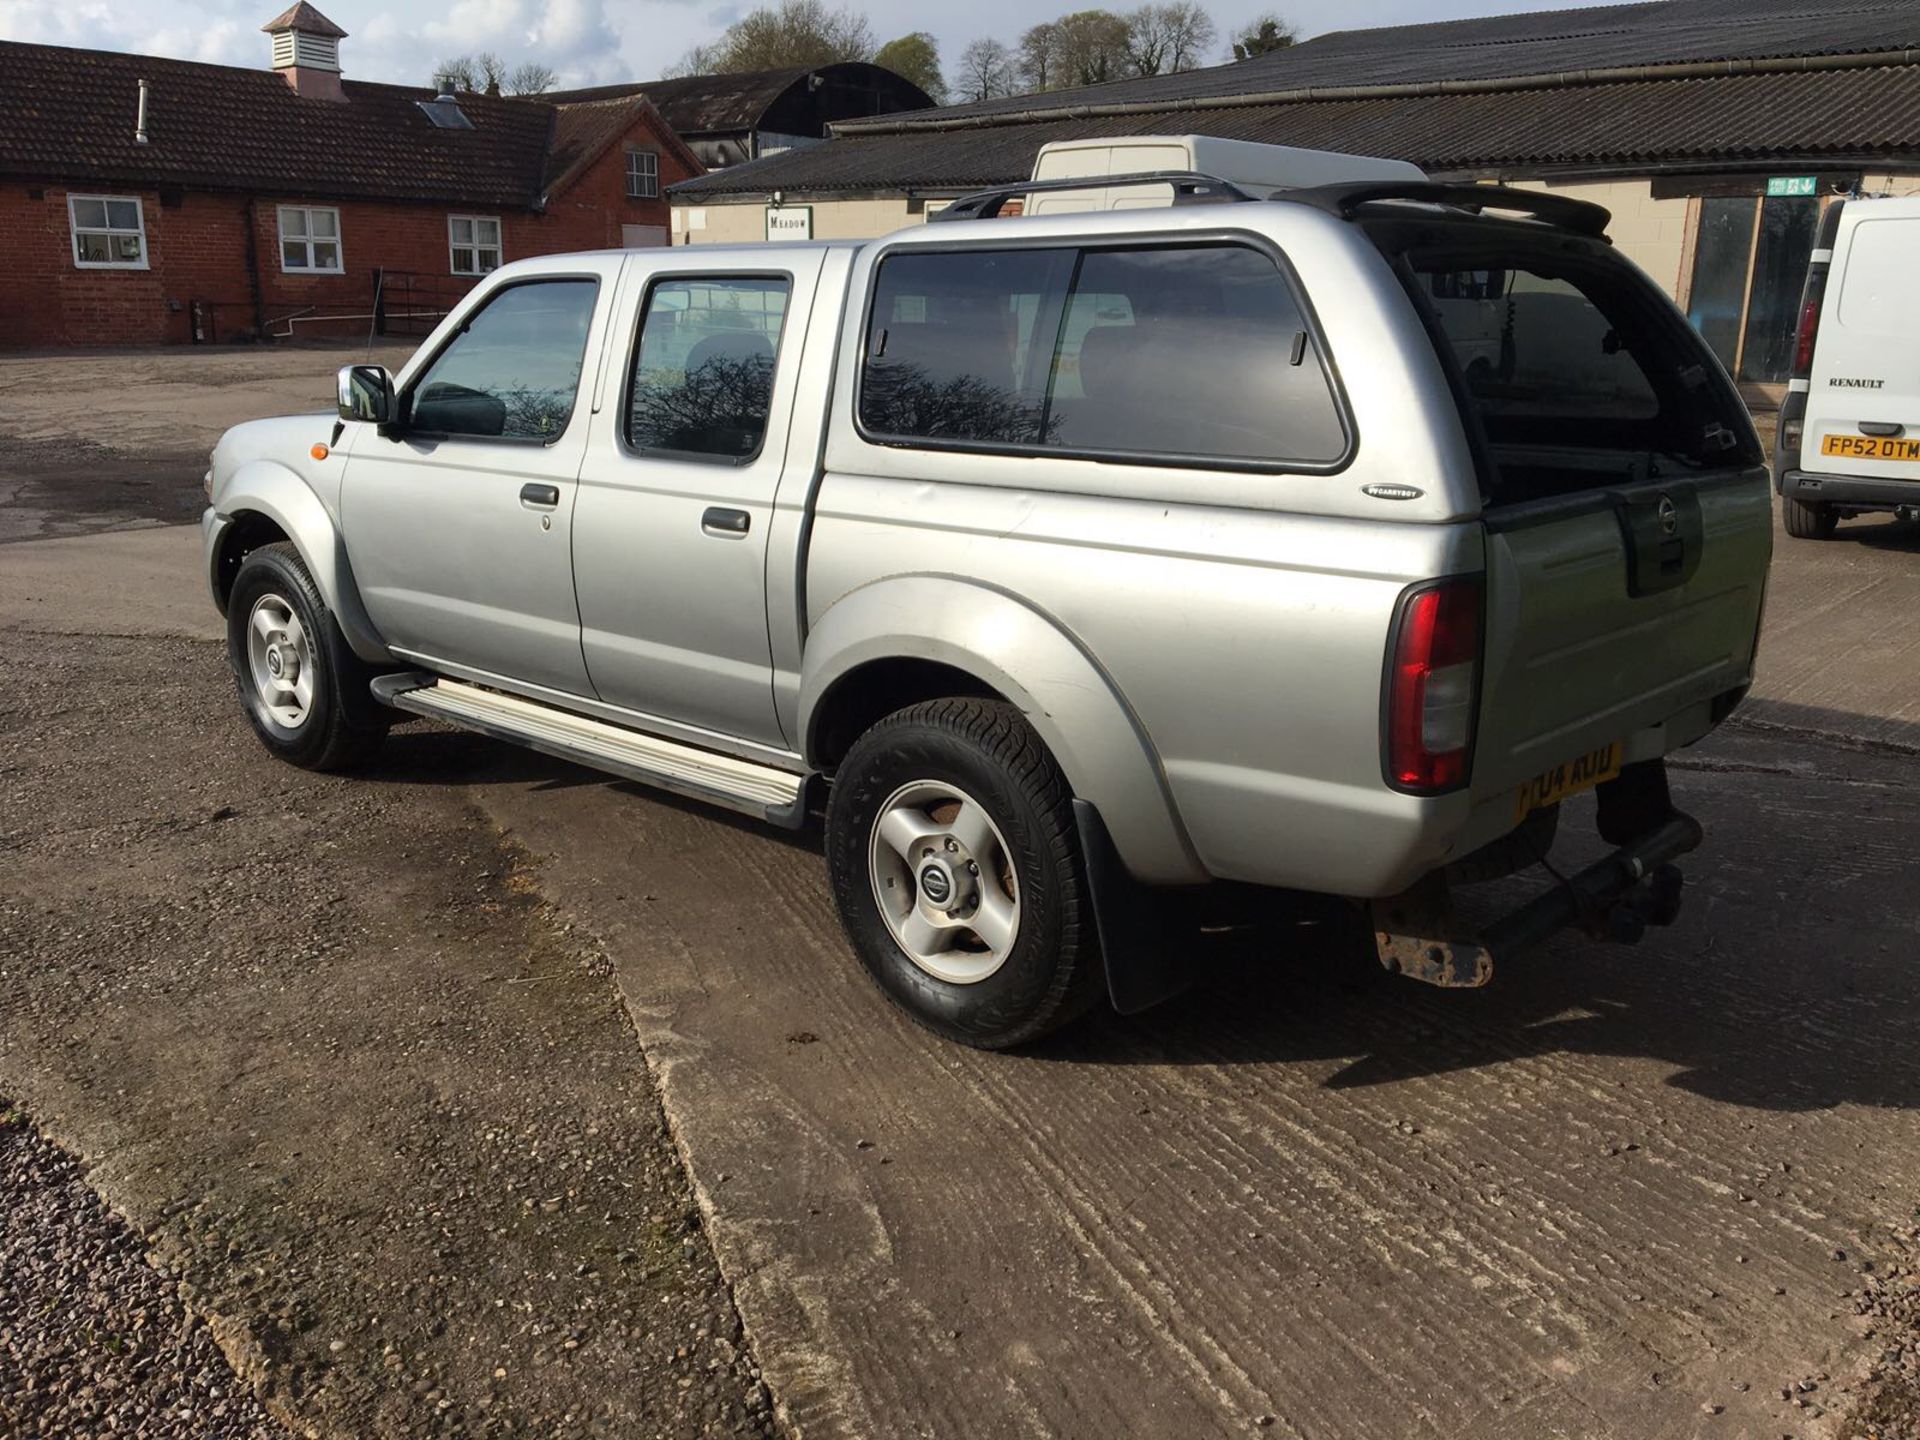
[1055,10,1133,86]
[431,56,478,91]
[1230,11,1297,61]
[669,0,876,76]
[506,62,557,96]
[956,37,1020,101]
[1126,3,1217,74]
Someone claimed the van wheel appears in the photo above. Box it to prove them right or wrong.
[1783,496,1839,539]
[227,542,386,772]
[825,699,1103,1050]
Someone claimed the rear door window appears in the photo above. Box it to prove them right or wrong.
[1412,251,1756,502]
[627,276,791,459]
[859,242,1347,468]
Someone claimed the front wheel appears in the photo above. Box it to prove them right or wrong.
[824,699,1104,1049]
[1783,496,1838,539]
[226,542,386,772]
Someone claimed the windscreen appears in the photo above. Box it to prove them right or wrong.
[1411,247,1757,504]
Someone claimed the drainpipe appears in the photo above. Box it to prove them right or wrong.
[135,80,150,145]
[244,198,266,340]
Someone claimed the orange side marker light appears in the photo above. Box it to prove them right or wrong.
[311,442,330,461]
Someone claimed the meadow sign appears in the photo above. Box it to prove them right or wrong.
[766,206,813,241]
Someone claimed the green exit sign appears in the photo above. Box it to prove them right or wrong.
[1767,175,1818,197]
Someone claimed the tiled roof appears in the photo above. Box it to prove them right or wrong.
[550,61,932,138]
[675,64,1920,197]
[552,66,823,136]
[261,3,347,39]
[846,0,1920,130]
[0,39,692,207]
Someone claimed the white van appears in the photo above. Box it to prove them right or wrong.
[1023,135,1425,215]
[1775,194,1920,538]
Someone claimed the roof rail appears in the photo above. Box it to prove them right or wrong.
[1284,182,1612,237]
[930,170,1256,222]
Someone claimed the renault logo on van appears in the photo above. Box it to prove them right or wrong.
[1657,495,1679,536]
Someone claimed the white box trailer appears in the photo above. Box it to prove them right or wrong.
[1025,134,1427,215]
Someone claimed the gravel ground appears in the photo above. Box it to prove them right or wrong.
[0,627,774,1439]
[0,1102,289,1440]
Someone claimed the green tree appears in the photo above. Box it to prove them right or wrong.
[875,32,949,103]
[669,0,876,76]
[1231,12,1297,61]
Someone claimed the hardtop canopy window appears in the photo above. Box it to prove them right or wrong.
[858,241,1347,468]
[408,279,598,441]
[1409,241,1758,505]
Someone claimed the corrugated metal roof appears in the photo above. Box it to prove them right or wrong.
[853,0,1920,129]
[673,64,1920,197]
[552,66,820,136]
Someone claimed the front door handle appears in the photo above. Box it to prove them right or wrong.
[520,482,560,509]
[702,506,751,538]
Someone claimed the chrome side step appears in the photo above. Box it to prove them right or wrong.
[372,673,811,829]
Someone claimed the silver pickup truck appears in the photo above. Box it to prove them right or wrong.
[203,176,1772,1048]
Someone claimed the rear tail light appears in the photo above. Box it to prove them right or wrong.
[1792,294,1821,376]
[1385,577,1482,793]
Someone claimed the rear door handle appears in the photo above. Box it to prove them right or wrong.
[519,482,560,509]
[1859,421,1906,437]
[702,506,751,538]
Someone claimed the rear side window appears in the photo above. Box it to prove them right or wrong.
[410,279,598,441]
[628,276,790,459]
[1413,252,1754,501]
[859,242,1347,468]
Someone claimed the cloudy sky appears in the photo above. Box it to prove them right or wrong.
[0,0,1604,90]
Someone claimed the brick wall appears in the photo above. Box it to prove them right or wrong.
[0,110,694,348]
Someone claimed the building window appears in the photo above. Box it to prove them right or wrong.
[278,205,343,273]
[625,149,659,200]
[449,215,502,276]
[68,194,147,269]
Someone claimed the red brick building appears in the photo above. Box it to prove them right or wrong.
[0,3,703,348]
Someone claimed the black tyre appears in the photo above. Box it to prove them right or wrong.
[226,541,386,772]
[1783,496,1838,539]
[825,699,1103,1049]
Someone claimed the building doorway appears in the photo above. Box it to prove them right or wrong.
[1684,192,1824,384]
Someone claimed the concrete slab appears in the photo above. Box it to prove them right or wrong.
[474,728,1920,1440]
[0,524,219,642]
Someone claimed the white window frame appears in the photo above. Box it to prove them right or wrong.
[625,148,659,200]
[277,205,344,274]
[448,214,503,276]
[68,193,148,270]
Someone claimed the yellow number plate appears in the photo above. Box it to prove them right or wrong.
[1515,742,1623,822]
[1821,433,1920,462]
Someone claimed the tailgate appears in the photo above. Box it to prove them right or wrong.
[1475,468,1771,794]
[1388,226,1773,802]
[1802,207,1920,483]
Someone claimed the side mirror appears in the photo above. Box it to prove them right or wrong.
[337,364,395,425]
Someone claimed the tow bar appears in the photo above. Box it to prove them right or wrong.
[1373,810,1704,989]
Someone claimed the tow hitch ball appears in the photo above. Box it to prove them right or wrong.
[1594,862,1684,945]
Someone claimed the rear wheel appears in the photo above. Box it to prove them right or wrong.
[1783,496,1839,539]
[825,699,1103,1049]
[227,542,386,772]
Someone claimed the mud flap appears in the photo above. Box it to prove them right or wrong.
[1074,799,1195,1015]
